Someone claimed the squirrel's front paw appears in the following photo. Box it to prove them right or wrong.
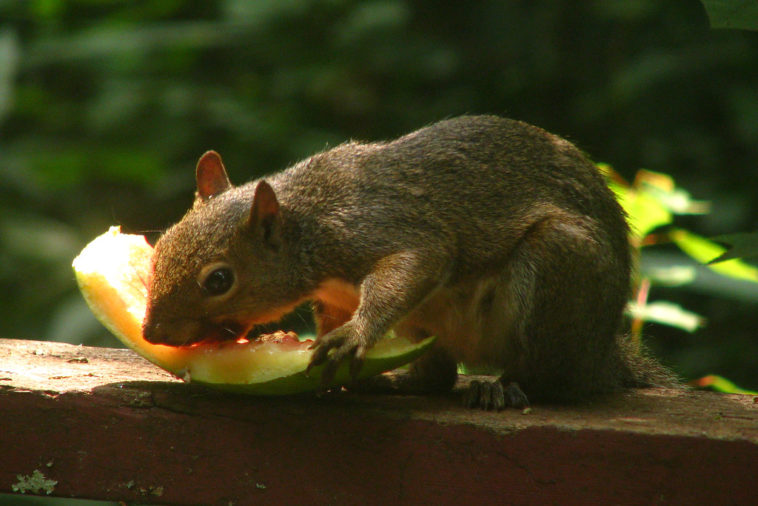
[307,324,367,388]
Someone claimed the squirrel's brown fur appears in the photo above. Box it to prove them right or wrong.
[143,115,675,408]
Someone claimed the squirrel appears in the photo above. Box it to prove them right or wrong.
[142,115,675,409]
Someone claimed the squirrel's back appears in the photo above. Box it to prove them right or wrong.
[270,115,630,283]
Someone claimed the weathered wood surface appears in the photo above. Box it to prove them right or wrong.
[1,338,756,505]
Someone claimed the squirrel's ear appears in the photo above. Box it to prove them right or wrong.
[196,151,232,202]
[248,180,281,249]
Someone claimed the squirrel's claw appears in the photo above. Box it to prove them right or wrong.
[318,357,341,389]
[307,326,366,387]
[306,341,330,373]
[463,379,529,411]
[348,350,365,382]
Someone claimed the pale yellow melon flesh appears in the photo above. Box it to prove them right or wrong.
[72,227,434,394]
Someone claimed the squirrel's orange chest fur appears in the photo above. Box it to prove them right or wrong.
[312,278,361,337]
[314,278,360,315]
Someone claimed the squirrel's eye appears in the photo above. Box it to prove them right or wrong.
[202,267,235,296]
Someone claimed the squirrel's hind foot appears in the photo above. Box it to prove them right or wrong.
[463,379,530,411]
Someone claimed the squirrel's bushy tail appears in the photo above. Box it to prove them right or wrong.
[616,334,680,389]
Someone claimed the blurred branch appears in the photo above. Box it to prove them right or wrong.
[0,28,19,123]
[24,22,248,68]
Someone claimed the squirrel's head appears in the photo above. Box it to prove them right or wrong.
[142,151,303,346]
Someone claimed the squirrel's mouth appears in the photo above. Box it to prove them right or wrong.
[186,302,308,347]
[144,302,305,347]
[184,319,296,347]
[193,320,249,344]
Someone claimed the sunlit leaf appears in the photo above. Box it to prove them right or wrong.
[626,301,706,333]
[692,374,758,395]
[670,229,758,283]
[634,169,711,215]
[603,167,712,245]
[607,178,672,241]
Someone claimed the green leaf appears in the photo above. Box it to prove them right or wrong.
[693,374,758,395]
[670,229,758,283]
[626,301,706,333]
[634,169,710,215]
[708,232,758,264]
[700,0,758,31]
[602,167,709,243]
[608,179,672,240]
[639,183,710,216]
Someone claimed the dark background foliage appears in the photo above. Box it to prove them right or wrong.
[1,0,756,388]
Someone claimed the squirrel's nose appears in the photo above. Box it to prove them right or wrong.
[142,310,218,346]
[142,299,179,345]
[142,305,176,344]
[141,316,165,344]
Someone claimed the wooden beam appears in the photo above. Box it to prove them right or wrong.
[1,338,756,505]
